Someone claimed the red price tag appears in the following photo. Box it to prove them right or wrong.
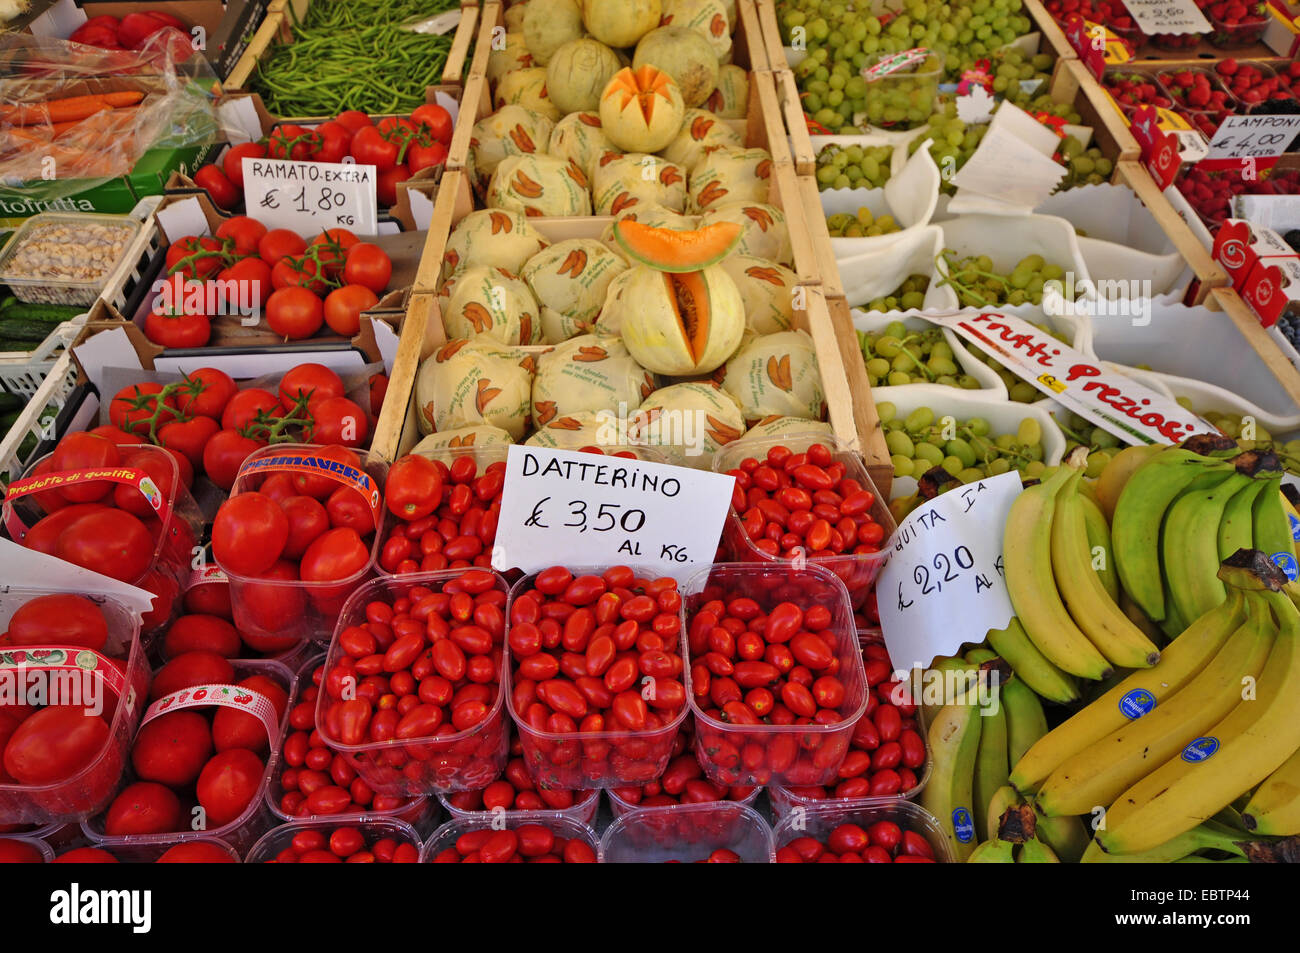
[1130,106,1180,190]
[1064,16,1105,80]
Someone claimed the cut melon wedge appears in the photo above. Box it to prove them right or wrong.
[613,220,743,273]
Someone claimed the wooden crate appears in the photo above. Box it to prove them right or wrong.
[225,0,480,102]
[1113,160,1229,306]
[1209,287,1300,407]
[371,291,439,461]
[733,0,771,72]
[773,69,815,176]
[1022,0,1081,63]
[446,72,490,173]
[749,0,787,72]
[817,291,891,494]
[467,0,501,79]
[1053,58,1140,161]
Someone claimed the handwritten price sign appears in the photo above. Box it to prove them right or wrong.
[242,158,379,237]
[1120,0,1211,34]
[1200,115,1300,171]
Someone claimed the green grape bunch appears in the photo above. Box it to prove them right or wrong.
[936,250,1067,308]
[860,274,932,314]
[858,318,984,388]
[827,206,900,237]
[1051,409,1122,477]
[815,143,893,191]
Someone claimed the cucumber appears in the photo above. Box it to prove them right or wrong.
[0,391,23,414]
[0,320,55,342]
[0,337,36,352]
[4,302,84,323]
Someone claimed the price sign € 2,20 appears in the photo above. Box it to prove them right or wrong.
[242,157,380,238]
[492,446,736,584]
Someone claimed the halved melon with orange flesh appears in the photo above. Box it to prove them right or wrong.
[613,219,742,273]
[599,65,686,153]
[616,262,744,375]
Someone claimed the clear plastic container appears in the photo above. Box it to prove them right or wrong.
[1207,4,1269,47]
[81,657,294,855]
[771,800,953,862]
[1148,30,1202,50]
[683,562,868,788]
[606,783,760,820]
[376,443,509,579]
[0,213,142,305]
[0,588,150,826]
[504,566,690,790]
[244,816,423,863]
[713,432,896,611]
[437,786,601,826]
[598,802,774,863]
[45,835,242,863]
[266,653,438,829]
[420,811,600,863]
[0,834,54,862]
[315,569,512,796]
[861,50,943,130]
[3,443,205,637]
[1106,19,1148,54]
[1156,67,1241,115]
[221,443,388,645]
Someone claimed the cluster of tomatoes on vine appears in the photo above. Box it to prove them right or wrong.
[150,215,393,347]
[192,103,455,211]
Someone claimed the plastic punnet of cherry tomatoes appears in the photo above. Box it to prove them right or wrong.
[316,569,510,796]
[276,661,425,820]
[774,640,927,809]
[775,820,938,863]
[609,722,756,813]
[429,821,598,863]
[507,565,689,790]
[441,733,596,820]
[683,566,868,788]
[259,823,421,863]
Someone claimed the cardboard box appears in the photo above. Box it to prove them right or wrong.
[1242,255,1300,327]
[1213,218,1300,289]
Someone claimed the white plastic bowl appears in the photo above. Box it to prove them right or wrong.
[852,309,1006,395]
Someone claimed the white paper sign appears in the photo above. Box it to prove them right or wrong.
[1232,194,1300,230]
[1120,0,1211,35]
[493,446,736,583]
[242,158,379,237]
[949,104,1067,210]
[1174,128,1209,163]
[927,310,1215,446]
[1203,115,1300,163]
[877,471,1021,670]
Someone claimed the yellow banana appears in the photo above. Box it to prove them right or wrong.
[1080,820,1247,863]
[986,617,1080,704]
[921,702,983,863]
[1098,582,1300,854]
[1037,595,1273,817]
[1052,470,1161,669]
[967,838,1016,862]
[1095,443,1163,520]
[1004,467,1112,680]
[1162,472,1253,625]
[1241,742,1300,835]
[1079,491,1119,602]
[920,656,974,730]
[1008,588,1246,793]
[985,785,1022,841]
[1032,803,1090,862]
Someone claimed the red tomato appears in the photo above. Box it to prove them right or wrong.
[322,284,379,336]
[350,125,398,170]
[145,309,211,348]
[216,256,273,319]
[3,706,110,785]
[335,110,372,133]
[278,363,344,411]
[313,120,352,163]
[266,286,325,340]
[21,504,109,556]
[385,454,444,520]
[56,509,154,582]
[280,495,330,560]
[158,414,220,470]
[214,216,267,257]
[131,711,213,787]
[157,842,235,863]
[267,123,320,161]
[257,228,307,267]
[342,243,391,293]
[51,432,120,502]
[406,139,448,176]
[369,373,388,416]
[0,839,45,863]
[194,165,239,210]
[185,580,232,619]
[238,560,306,648]
[202,428,266,491]
[309,228,360,277]
[110,381,173,435]
[412,103,454,144]
[196,748,265,826]
[149,651,235,702]
[308,396,369,447]
[162,614,242,658]
[105,781,184,836]
[165,236,225,280]
[3,593,107,650]
[113,445,181,518]
[325,485,374,535]
[222,142,268,190]
[221,388,282,431]
[376,163,409,207]
[300,527,370,583]
[213,492,290,575]
[212,674,287,754]
[54,847,118,863]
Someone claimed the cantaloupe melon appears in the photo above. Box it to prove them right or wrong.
[614,263,744,375]
[612,219,741,272]
[599,65,685,154]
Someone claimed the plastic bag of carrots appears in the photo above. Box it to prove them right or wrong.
[0,33,218,189]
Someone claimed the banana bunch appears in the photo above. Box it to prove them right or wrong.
[1010,552,1300,856]
[967,803,1066,863]
[923,649,1050,861]
[1080,819,1249,863]
[1110,436,1291,637]
[1003,463,1161,681]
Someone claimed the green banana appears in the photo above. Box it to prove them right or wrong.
[1218,480,1267,562]
[1253,481,1298,578]
[1003,677,1048,770]
[1162,471,1253,626]
[1032,804,1090,862]
[921,702,983,863]
[1017,838,1060,862]
[967,838,1016,862]
[986,617,1080,704]
[1079,491,1119,601]
[1174,856,1248,863]
[1112,449,1235,621]
[921,656,975,729]
[986,785,1022,841]
[1080,821,1248,863]
[972,682,1009,842]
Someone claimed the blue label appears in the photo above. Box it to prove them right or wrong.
[1118,689,1156,720]
[1271,552,1299,582]
[952,807,975,843]
[1181,737,1219,763]
[1287,512,1300,542]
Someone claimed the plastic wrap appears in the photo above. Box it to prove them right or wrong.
[0,33,218,201]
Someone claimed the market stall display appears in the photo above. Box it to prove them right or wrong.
[2,0,1300,872]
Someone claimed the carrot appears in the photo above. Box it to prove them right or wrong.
[0,91,146,126]
[102,91,145,108]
